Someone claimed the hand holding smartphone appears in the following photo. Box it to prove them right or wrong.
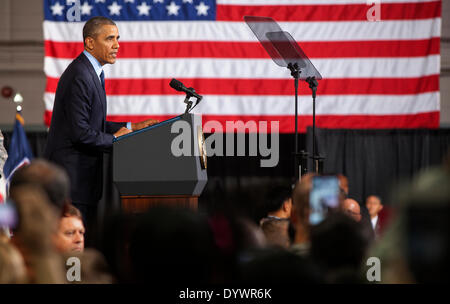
[309,175,340,225]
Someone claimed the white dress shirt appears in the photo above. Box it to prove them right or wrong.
[371,215,379,230]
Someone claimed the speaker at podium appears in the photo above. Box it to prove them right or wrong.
[112,113,208,213]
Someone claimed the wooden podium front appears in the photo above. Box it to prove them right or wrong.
[112,114,207,214]
[121,196,198,213]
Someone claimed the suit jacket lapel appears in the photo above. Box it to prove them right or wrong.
[79,53,107,124]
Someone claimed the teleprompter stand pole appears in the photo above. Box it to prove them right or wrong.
[288,63,309,180]
[243,16,324,178]
[306,76,323,174]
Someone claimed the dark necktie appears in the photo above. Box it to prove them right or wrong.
[100,70,105,91]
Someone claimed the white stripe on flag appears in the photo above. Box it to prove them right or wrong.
[44,55,441,79]
[43,19,441,42]
[44,92,440,116]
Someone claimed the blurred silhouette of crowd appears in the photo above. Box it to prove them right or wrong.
[0,148,449,284]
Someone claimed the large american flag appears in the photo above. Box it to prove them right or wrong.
[43,0,441,133]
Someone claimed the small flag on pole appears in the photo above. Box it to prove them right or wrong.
[3,112,34,184]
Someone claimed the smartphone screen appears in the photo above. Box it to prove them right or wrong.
[309,176,340,225]
[0,200,18,229]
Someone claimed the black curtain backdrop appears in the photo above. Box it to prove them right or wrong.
[307,128,450,206]
[3,128,450,223]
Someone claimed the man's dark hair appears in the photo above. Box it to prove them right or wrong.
[264,185,292,215]
[239,247,324,284]
[61,204,82,220]
[9,159,70,211]
[129,206,216,284]
[82,16,116,45]
[310,212,369,282]
[367,194,382,203]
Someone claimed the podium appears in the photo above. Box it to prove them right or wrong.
[112,114,208,213]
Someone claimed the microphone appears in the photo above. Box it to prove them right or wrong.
[169,79,203,100]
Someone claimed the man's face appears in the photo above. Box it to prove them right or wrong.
[366,196,383,218]
[85,24,120,65]
[342,199,361,222]
[53,216,85,252]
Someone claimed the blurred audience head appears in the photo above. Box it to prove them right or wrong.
[341,198,361,222]
[239,247,324,284]
[98,212,137,283]
[53,204,85,253]
[371,158,450,284]
[128,206,216,284]
[402,165,450,283]
[234,216,267,250]
[8,184,66,283]
[366,195,383,219]
[207,210,268,283]
[0,239,27,284]
[259,185,293,248]
[9,184,59,254]
[9,159,70,211]
[310,212,369,283]
[63,248,114,284]
[337,174,349,198]
[263,185,292,218]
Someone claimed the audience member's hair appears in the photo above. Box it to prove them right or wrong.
[0,240,27,284]
[61,203,82,220]
[263,185,292,215]
[310,212,369,283]
[128,206,216,284]
[402,163,450,283]
[9,184,66,283]
[63,248,114,284]
[9,184,59,252]
[367,194,382,203]
[98,213,137,283]
[9,159,70,211]
[239,247,324,284]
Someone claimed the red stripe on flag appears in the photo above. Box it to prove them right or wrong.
[44,111,439,133]
[45,75,440,96]
[44,110,52,127]
[110,113,441,133]
[44,38,441,59]
[217,2,441,21]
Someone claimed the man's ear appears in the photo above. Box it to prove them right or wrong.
[283,198,292,213]
[85,37,94,50]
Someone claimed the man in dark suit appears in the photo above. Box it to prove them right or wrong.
[365,195,384,239]
[45,16,157,244]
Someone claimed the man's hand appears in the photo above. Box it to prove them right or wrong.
[114,127,132,138]
[131,119,159,131]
